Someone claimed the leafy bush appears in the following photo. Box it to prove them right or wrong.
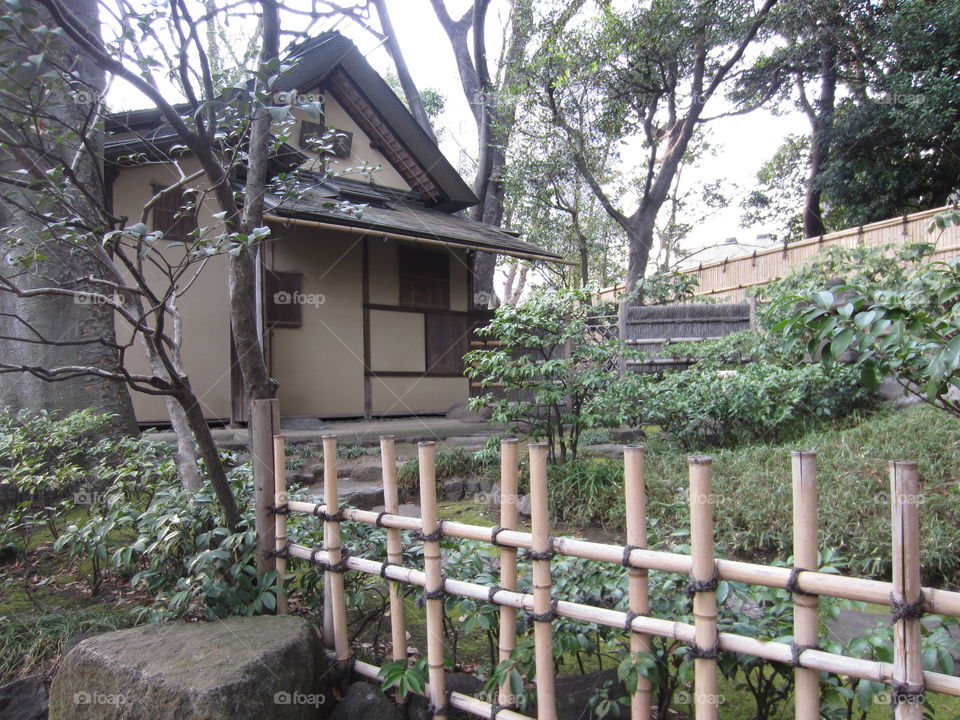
[396,446,500,497]
[466,288,633,462]
[636,362,875,449]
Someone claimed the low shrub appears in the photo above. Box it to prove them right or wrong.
[639,362,876,449]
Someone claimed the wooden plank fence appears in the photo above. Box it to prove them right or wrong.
[599,204,960,304]
[254,411,960,719]
[619,302,752,372]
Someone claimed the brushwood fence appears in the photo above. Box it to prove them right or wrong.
[619,302,752,373]
[252,399,960,720]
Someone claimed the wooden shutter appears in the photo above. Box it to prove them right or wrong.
[265,270,303,328]
[399,247,450,310]
[151,184,197,241]
[425,313,468,374]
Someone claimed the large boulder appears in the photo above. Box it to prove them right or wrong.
[48,615,330,720]
[328,682,403,720]
[0,675,48,720]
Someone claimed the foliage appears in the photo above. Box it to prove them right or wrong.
[752,242,937,335]
[378,657,428,700]
[0,606,137,683]
[621,271,700,307]
[396,446,500,498]
[774,249,960,420]
[617,360,874,450]
[739,134,810,242]
[466,289,633,462]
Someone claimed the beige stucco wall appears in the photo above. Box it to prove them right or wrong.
[269,224,364,416]
[290,92,410,190]
[369,310,424,372]
[371,376,469,415]
[111,158,233,423]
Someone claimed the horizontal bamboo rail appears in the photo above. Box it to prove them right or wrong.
[286,544,960,696]
[352,660,534,720]
[283,500,960,617]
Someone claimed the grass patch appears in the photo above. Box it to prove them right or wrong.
[550,404,960,584]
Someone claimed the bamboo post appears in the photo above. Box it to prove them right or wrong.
[689,456,718,720]
[528,443,557,720]
[624,446,651,720]
[890,461,924,719]
[419,441,447,720]
[792,451,819,720]
[323,435,350,666]
[380,435,407,662]
[273,434,289,615]
[252,398,280,577]
[498,439,520,710]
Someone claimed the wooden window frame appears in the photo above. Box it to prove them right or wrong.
[265,270,303,328]
[151,183,198,242]
[398,246,450,311]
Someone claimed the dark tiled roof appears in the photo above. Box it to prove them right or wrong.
[263,178,564,263]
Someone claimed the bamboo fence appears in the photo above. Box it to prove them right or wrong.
[597,204,960,303]
[265,434,960,720]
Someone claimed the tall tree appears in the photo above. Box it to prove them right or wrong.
[0,0,136,432]
[529,0,777,293]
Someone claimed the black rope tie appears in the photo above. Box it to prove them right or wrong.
[379,560,398,579]
[789,642,820,667]
[416,521,445,543]
[522,536,556,562]
[314,548,351,573]
[313,505,345,522]
[686,640,721,660]
[490,702,504,720]
[685,565,720,597]
[488,585,503,604]
[786,567,813,596]
[890,592,927,623]
[268,541,291,559]
[526,598,559,623]
[490,525,508,547]
[622,544,641,568]
[423,576,447,601]
[623,609,650,633]
[890,681,926,707]
[375,511,390,528]
[268,503,289,516]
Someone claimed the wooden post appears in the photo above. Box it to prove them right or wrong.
[380,435,407,662]
[689,456,718,720]
[252,398,280,577]
[890,461,924,720]
[624,446,651,720]
[323,435,350,666]
[273,434,289,615]
[528,443,557,720]
[792,451,819,719]
[498,438,520,709]
[419,442,447,720]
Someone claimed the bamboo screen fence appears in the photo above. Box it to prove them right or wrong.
[598,204,960,304]
[264,431,960,720]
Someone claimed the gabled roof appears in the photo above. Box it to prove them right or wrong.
[262,176,566,264]
[276,32,476,211]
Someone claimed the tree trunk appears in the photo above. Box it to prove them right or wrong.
[802,46,837,239]
[624,210,658,293]
[178,385,243,530]
[0,0,136,433]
